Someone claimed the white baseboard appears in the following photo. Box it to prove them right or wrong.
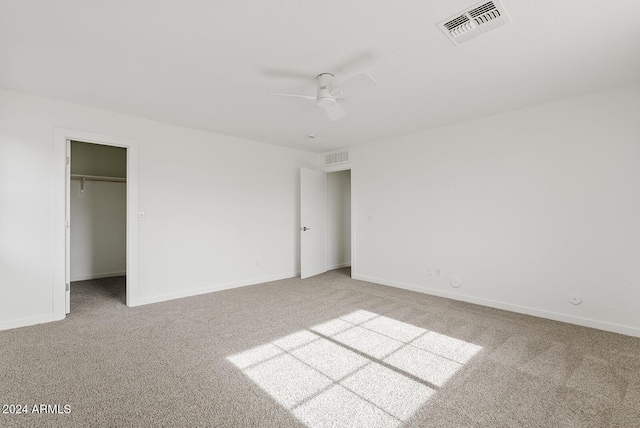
[353,274,640,338]
[71,271,126,282]
[132,272,298,307]
[0,312,65,332]
[328,262,351,271]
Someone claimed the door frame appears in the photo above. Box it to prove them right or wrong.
[53,128,139,318]
[321,162,355,277]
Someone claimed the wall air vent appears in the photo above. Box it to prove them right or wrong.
[325,150,349,167]
[437,0,511,46]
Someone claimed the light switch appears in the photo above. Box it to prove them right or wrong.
[138,211,145,221]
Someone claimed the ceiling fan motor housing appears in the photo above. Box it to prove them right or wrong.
[316,73,336,107]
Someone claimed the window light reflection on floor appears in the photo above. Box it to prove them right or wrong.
[227,310,482,428]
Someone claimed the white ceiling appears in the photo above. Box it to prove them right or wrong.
[1,0,639,153]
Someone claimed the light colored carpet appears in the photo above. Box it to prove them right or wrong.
[1,269,639,427]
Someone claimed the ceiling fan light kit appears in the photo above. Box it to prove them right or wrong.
[316,73,336,108]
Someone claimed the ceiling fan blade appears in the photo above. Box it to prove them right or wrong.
[325,102,347,121]
[262,68,315,81]
[331,73,378,98]
[330,52,377,76]
[269,92,316,100]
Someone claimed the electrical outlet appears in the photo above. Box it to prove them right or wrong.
[436,268,441,277]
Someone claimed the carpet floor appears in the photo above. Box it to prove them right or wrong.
[1,269,639,427]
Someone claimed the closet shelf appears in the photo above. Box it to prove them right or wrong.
[71,174,126,183]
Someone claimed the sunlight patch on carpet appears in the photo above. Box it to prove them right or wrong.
[227,310,482,428]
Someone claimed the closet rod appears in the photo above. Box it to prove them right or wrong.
[71,174,126,183]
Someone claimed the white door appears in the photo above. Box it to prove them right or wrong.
[300,168,327,279]
[65,140,71,313]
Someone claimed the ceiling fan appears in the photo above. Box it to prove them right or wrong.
[269,72,377,121]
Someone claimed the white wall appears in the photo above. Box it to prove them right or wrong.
[350,84,640,337]
[71,142,127,178]
[70,180,126,281]
[327,170,351,270]
[0,88,318,330]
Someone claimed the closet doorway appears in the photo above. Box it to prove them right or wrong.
[67,141,127,312]
[327,169,351,272]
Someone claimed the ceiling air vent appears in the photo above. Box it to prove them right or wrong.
[325,150,349,167]
[437,0,511,46]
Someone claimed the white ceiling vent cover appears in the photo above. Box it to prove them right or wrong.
[438,0,511,46]
[325,151,349,166]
